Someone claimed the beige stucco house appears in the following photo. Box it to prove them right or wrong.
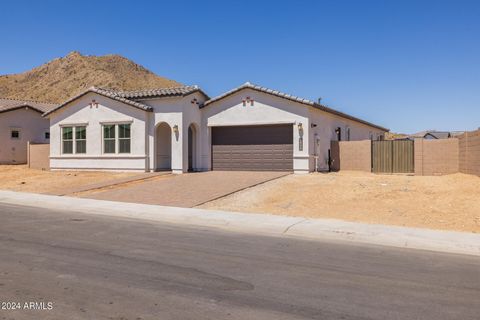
[0,98,55,164]
[43,82,388,173]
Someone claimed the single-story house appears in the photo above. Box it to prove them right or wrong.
[43,82,388,173]
[405,130,466,140]
[0,98,56,164]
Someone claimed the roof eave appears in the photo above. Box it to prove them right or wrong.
[43,88,152,117]
[202,84,389,132]
[0,104,46,115]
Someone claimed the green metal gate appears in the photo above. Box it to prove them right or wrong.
[372,140,414,173]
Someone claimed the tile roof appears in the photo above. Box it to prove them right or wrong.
[0,98,57,114]
[409,130,456,139]
[43,85,207,116]
[202,82,389,132]
[116,85,209,100]
[43,87,154,116]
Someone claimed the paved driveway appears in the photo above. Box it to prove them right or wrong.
[78,171,289,207]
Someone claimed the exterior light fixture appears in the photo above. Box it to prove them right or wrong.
[172,125,179,134]
[298,122,303,131]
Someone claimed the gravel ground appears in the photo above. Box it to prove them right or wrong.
[0,165,139,194]
[198,171,480,233]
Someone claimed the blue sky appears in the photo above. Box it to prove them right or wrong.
[1,0,479,133]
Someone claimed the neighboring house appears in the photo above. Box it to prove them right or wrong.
[408,130,460,140]
[0,98,56,164]
[43,82,388,173]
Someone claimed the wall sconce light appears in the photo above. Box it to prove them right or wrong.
[297,122,303,131]
[172,125,179,134]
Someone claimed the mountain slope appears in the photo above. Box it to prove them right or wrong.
[0,51,181,103]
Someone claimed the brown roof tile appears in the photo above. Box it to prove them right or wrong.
[0,98,57,114]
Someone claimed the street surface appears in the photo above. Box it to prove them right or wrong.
[0,203,479,319]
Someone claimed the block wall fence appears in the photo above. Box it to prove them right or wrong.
[331,129,479,177]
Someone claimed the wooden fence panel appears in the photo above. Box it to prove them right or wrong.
[393,140,414,173]
[372,141,392,173]
[372,140,414,173]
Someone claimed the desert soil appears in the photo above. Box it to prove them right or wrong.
[199,171,480,233]
[0,165,139,195]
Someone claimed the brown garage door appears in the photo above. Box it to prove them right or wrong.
[212,124,293,171]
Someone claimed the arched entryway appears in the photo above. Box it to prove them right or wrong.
[188,123,198,171]
[155,122,172,171]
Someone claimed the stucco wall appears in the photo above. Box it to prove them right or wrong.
[202,89,387,173]
[139,92,206,173]
[48,93,148,171]
[414,138,459,176]
[201,89,311,173]
[0,108,50,164]
[309,108,386,171]
[46,88,387,174]
[459,130,480,176]
[28,143,50,170]
[330,140,372,172]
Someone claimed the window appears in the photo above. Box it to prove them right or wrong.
[62,127,73,154]
[75,126,87,154]
[62,126,86,154]
[11,130,20,139]
[45,132,50,140]
[103,125,116,154]
[103,123,132,154]
[335,127,342,141]
[118,124,131,153]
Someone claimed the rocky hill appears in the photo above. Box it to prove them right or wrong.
[0,51,181,103]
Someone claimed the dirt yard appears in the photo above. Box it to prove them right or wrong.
[0,165,139,195]
[199,171,480,233]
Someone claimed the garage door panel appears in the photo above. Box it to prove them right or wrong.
[212,125,293,171]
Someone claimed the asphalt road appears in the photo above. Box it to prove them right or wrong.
[0,203,479,320]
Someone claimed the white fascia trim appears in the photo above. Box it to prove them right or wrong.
[99,119,134,125]
[208,120,296,127]
[59,122,89,127]
[50,155,147,160]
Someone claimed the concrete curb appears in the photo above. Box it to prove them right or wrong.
[0,190,479,256]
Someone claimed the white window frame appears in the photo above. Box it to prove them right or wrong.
[60,125,87,155]
[101,122,132,155]
[118,123,131,154]
[75,126,87,154]
[61,126,74,154]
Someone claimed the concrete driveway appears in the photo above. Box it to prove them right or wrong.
[77,171,289,207]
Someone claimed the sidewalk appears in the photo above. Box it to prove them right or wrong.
[0,190,479,256]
